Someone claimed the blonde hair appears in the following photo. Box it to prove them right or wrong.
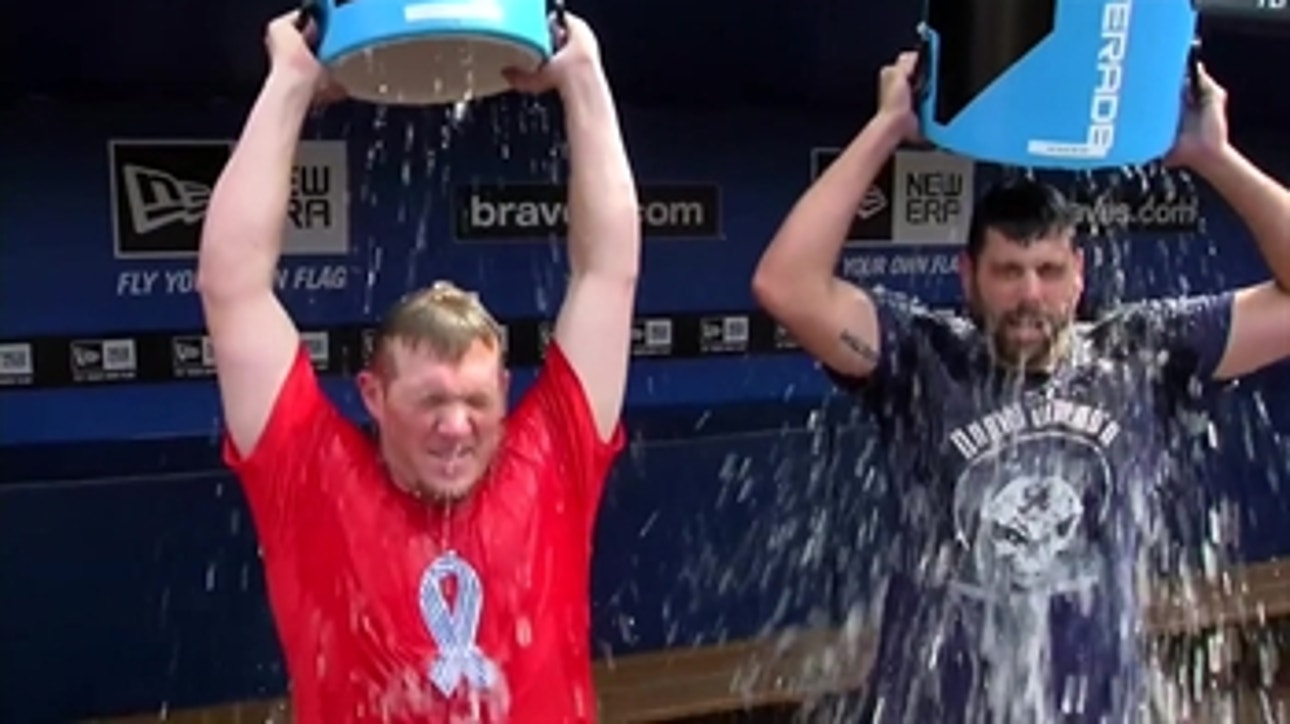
[371,280,504,377]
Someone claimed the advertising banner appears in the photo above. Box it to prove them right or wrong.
[811,147,975,297]
[0,311,802,393]
[109,139,353,305]
[110,139,351,259]
[0,105,1259,445]
[1065,174,1202,236]
[453,183,722,241]
[809,146,975,245]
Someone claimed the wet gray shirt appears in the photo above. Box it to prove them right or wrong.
[831,289,1233,723]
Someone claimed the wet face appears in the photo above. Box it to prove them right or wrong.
[358,338,509,501]
[960,227,1084,369]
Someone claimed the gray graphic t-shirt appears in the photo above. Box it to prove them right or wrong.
[832,289,1233,724]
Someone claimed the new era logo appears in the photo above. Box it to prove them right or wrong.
[69,339,137,382]
[70,341,102,371]
[171,335,215,377]
[810,147,974,246]
[630,318,672,357]
[109,139,352,259]
[699,315,749,354]
[122,165,211,236]
[110,141,230,258]
[857,186,888,220]
[810,147,895,243]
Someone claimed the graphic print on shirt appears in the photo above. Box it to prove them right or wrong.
[419,551,500,697]
[945,396,1123,720]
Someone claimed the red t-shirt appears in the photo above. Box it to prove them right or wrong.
[224,342,624,723]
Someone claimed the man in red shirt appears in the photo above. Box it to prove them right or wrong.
[196,11,639,723]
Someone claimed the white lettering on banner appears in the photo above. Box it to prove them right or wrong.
[891,151,974,243]
[167,269,197,294]
[278,264,349,292]
[284,142,350,254]
[842,252,958,279]
[116,270,161,296]
[288,165,336,231]
[113,265,350,297]
[1026,0,1132,160]
[1071,194,1200,231]
[467,194,709,234]
[470,195,565,229]
[903,171,963,226]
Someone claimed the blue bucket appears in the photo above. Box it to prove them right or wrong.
[303,0,553,106]
[915,0,1198,170]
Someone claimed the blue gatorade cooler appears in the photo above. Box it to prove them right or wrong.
[303,0,553,106]
[915,0,1198,170]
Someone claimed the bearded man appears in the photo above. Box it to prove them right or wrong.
[753,52,1290,722]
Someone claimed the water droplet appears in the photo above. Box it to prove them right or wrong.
[514,617,532,647]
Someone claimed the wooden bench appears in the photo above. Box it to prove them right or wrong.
[1147,558,1290,634]
[94,558,1290,724]
[94,627,873,724]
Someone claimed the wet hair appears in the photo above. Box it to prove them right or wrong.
[370,280,505,378]
[965,177,1080,260]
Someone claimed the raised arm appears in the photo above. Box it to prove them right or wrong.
[508,17,639,441]
[197,14,322,456]
[753,54,919,381]
[1168,67,1290,381]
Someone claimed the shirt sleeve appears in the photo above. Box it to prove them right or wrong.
[1122,292,1235,381]
[221,345,345,552]
[511,341,626,535]
[824,287,935,393]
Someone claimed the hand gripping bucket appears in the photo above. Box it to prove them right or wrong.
[913,0,1198,170]
[299,0,560,105]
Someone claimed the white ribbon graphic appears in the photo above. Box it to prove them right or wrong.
[419,551,499,697]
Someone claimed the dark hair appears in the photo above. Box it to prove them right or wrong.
[965,177,1079,260]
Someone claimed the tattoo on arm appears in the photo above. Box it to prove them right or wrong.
[839,329,879,364]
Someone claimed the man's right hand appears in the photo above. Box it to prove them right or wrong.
[503,13,603,97]
[876,51,921,143]
[264,11,346,103]
[198,10,338,458]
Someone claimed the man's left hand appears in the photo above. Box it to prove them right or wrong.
[1164,64,1231,169]
[502,13,602,96]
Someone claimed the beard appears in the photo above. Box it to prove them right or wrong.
[972,300,1071,370]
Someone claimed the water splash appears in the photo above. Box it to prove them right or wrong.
[172,71,1290,722]
[727,162,1290,723]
